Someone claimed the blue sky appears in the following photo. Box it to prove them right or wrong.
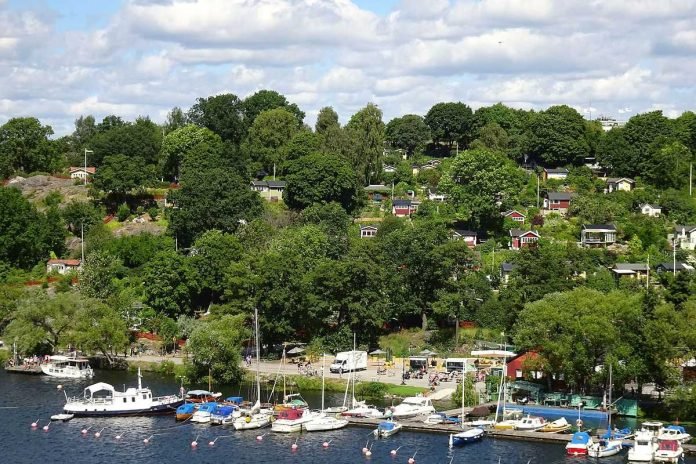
[0,0,695,135]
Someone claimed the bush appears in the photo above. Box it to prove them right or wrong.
[117,203,130,222]
[355,381,387,399]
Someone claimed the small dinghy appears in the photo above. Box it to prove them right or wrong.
[51,413,74,421]
[374,420,402,438]
[449,427,485,446]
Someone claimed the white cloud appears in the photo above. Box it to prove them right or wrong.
[0,0,694,134]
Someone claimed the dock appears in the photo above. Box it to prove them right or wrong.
[344,417,696,454]
[4,365,43,375]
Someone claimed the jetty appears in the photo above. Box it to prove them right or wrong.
[4,364,43,375]
[344,416,696,455]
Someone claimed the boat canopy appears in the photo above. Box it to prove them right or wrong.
[50,355,89,362]
[213,405,236,415]
[570,432,591,444]
[278,408,304,420]
[187,390,213,396]
[658,439,680,451]
[198,402,218,412]
[378,421,397,430]
[665,425,686,433]
[225,396,243,404]
[176,403,196,414]
[84,382,116,396]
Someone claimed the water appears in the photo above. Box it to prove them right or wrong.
[1,369,693,464]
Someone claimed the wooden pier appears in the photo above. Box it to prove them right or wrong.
[344,417,696,455]
[4,365,43,375]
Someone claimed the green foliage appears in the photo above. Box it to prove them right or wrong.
[315,107,340,134]
[190,230,242,305]
[355,381,388,399]
[346,103,386,184]
[79,250,124,301]
[527,105,589,166]
[92,154,153,195]
[103,233,174,268]
[62,200,103,236]
[452,375,478,407]
[90,117,162,167]
[187,93,245,145]
[186,314,250,385]
[142,251,199,318]
[116,203,130,222]
[424,102,474,147]
[73,300,128,365]
[242,108,301,173]
[242,89,304,128]
[385,114,431,156]
[160,125,223,180]
[664,384,696,420]
[0,117,57,177]
[284,152,362,213]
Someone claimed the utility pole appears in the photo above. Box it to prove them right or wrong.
[646,254,650,291]
[273,163,276,181]
[673,238,677,277]
[690,163,693,196]
[83,148,93,186]
[80,222,85,264]
[536,174,540,208]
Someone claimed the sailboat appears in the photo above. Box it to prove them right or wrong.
[340,334,383,418]
[493,355,521,430]
[449,374,485,446]
[232,308,272,430]
[588,364,623,458]
[304,353,349,432]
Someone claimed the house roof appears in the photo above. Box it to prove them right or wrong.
[658,262,695,272]
[392,199,412,207]
[48,259,81,266]
[501,262,516,272]
[69,166,96,174]
[509,229,540,238]
[267,180,286,188]
[613,263,649,272]
[544,167,569,174]
[360,224,378,231]
[674,225,696,234]
[546,191,573,201]
[502,210,525,217]
[453,229,477,237]
[582,224,616,231]
[606,177,635,184]
[251,180,268,187]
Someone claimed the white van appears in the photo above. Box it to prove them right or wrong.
[329,351,367,373]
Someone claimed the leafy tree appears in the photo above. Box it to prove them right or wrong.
[285,130,322,162]
[315,106,340,134]
[96,115,127,133]
[73,115,97,147]
[284,152,362,213]
[0,187,56,268]
[242,90,304,127]
[301,202,351,257]
[190,230,242,305]
[169,167,264,246]
[346,103,385,184]
[90,117,162,166]
[424,102,474,148]
[142,251,200,318]
[569,193,628,224]
[0,117,57,177]
[623,111,673,172]
[160,125,223,180]
[73,300,128,365]
[186,314,250,384]
[79,250,124,302]
[470,122,509,153]
[242,108,301,173]
[596,128,634,175]
[92,154,152,195]
[163,107,187,135]
[439,148,525,228]
[527,105,589,166]
[644,140,691,189]
[661,190,696,224]
[674,111,696,153]
[385,115,431,156]
[187,93,245,145]
[473,103,530,161]
[103,233,174,268]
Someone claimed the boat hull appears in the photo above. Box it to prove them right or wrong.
[41,365,94,379]
[304,417,348,432]
[64,400,182,417]
[233,414,272,430]
[451,430,484,446]
[566,445,589,456]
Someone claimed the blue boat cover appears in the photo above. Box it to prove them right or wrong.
[570,432,591,444]
[213,405,236,415]
[176,403,196,414]
[225,396,243,404]
[198,402,217,412]
[666,425,686,433]
[378,421,396,431]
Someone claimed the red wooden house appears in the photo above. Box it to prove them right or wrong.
[509,229,540,250]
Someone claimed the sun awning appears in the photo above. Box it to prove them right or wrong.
[85,383,115,395]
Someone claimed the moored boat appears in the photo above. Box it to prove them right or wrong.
[342,403,384,418]
[539,417,570,433]
[271,408,318,433]
[515,415,546,431]
[389,396,436,419]
[190,402,217,424]
[41,355,93,379]
[184,390,222,403]
[374,419,402,438]
[449,427,484,446]
[566,431,593,456]
[175,403,197,421]
[587,432,623,458]
[654,438,683,463]
[63,368,182,416]
[640,421,664,438]
[232,408,272,430]
[50,413,74,421]
[304,412,348,432]
[659,425,691,444]
[628,430,658,462]
[210,404,237,425]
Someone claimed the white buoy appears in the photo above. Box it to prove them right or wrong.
[81,426,91,435]
[31,419,39,428]
[365,445,372,458]
[43,424,49,432]
[95,428,104,438]
[144,435,153,444]
[192,435,199,448]
[57,385,63,390]
[208,440,215,446]
[408,451,417,464]
[322,441,330,448]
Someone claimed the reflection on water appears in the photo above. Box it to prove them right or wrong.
[1,369,694,464]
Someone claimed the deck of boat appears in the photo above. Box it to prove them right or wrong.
[4,365,43,375]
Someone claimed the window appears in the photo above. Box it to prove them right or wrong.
[123,398,127,403]
[132,397,135,402]
[515,369,523,378]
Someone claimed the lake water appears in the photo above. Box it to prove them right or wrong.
[1,369,693,464]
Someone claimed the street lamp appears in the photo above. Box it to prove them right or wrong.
[84,148,94,186]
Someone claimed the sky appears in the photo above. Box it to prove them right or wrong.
[1,0,696,136]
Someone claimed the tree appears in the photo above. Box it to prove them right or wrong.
[285,130,323,163]
[470,122,510,153]
[569,193,629,224]
[623,111,673,167]
[0,117,57,177]
[90,117,162,166]
[73,115,97,147]
[284,152,362,213]
[186,314,250,384]
[92,154,152,196]
[190,230,242,306]
[242,89,304,127]
[385,115,431,156]
[674,111,696,153]
[142,251,199,318]
[169,167,264,246]
[242,108,301,173]
[163,107,187,135]
[424,102,474,148]
[315,106,340,134]
[473,103,530,161]
[346,103,385,184]
[79,250,123,302]
[160,125,223,180]
[0,186,56,268]
[187,93,245,145]
[439,148,525,228]
[527,105,589,166]
[644,140,691,189]
[62,201,103,236]
[73,300,128,365]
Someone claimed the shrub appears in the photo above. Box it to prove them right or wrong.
[117,203,130,222]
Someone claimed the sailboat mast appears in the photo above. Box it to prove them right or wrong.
[608,363,612,429]
[321,353,325,411]
[255,308,261,405]
[351,333,356,407]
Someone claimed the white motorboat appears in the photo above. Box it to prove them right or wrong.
[659,425,692,444]
[190,402,217,423]
[390,396,436,419]
[210,404,237,425]
[41,355,94,379]
[449,428,484,446]
[654,438,684,463]
[342,402,384,418]
[63,368,183,416]
[539,417,571,433]
[566,431,593,456]
[374,420,402,438]
[628,430,658,462]
[304,353,349,432]
[588,435,623,458]
[271,408,318,433]
[50,413,74,421]
[515,415,546,431]
[232,409,272,430]
[640,421,664,438]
